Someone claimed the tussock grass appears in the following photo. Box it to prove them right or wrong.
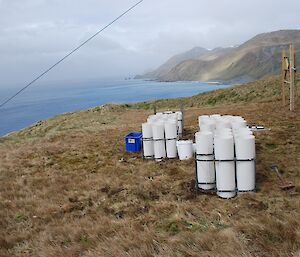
[0,76,300,256]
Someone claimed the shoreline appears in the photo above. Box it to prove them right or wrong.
[0,80,233,137]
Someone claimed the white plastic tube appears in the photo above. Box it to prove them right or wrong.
[165,121,177,138]
[216,161,236,198]
[214,135,234,160]
[196,155,215,190]
[235,135,256,192]
[235,135,256,159]
[200,120,216,133]
[165,121,178,158]
[231,120,247,130]
[214,135,236,198]
[195,131,214,155]
[215,128,232,137]
[198,115,210,128]
[147,115,157,123]
[176,111,183,137]
[234,128,253,138]
[216,121,231,130]
[152,122,166,161]
[195,131,215,190]
[142,123,154,159]
[210,114,221,120]
[236,161,255,192]
[198,115,209,122]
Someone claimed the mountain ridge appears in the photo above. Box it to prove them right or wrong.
[136,30,300,82]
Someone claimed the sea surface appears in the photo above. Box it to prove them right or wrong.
[0,79,232,136]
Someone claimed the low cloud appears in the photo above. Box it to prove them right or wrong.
[0,0,300,86]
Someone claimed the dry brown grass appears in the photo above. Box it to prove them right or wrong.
[0,76,300,257]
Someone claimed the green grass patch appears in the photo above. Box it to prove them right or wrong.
[168,222,180,235]
[166,216,220,235]
[185,218,210,232]
[80,235,89,244]
[265,143,277,150]
[15,213,27,223]
[287,123,295,129]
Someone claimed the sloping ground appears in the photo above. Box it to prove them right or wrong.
[0,76,300,257]
[135,47,211,79]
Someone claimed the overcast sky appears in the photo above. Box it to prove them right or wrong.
[1,0,300,87]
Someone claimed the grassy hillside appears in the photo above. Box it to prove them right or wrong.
[130,75,291,110]
[0,76,299,257]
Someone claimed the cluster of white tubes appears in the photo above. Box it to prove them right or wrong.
[142,111,183,161]
[196,114,256,199]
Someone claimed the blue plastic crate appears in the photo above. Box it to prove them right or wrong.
[124,132,143,152]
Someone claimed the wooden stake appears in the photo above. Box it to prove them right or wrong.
[153,104,157,115]
[180,102,184,136]
[281,49,287,106]
[290,44,295,111]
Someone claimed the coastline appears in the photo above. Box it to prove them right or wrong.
[0,80,232,136]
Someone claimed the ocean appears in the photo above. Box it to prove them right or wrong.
[0,79,231,136]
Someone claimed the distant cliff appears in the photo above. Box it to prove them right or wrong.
[136,30,300,82]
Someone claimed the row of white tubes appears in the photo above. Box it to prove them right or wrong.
[142,113,256,199]
[197,114,256,199]
[142,111,183,160]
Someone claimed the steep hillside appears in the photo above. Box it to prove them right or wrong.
[0,76,299,257]
[135,47,210,79]
[138,30,300,82]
